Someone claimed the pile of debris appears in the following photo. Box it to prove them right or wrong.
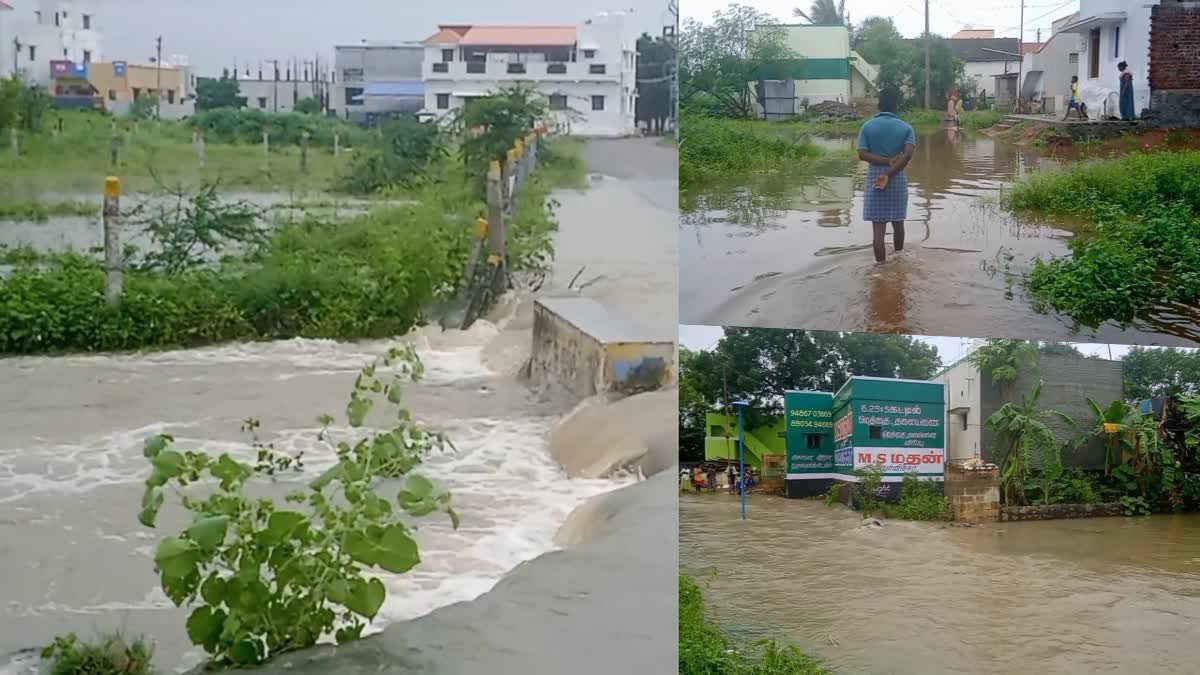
[804,100,860,121]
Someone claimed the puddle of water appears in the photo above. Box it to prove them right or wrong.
[680,128,1200,345]
[681,494,1200,675]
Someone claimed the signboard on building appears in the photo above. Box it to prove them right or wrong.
[50,60,87,79]
[849,399,944,475]
[784,391,834,476]
[114,61,128,77]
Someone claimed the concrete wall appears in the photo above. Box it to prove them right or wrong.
[1001,502,1123,521]
[945,463,1000,523]
[937,358,983,463]
[529,298,674,400]
[966,60,1018,97]
[1150,90,1200,127]
[238,79,321,113]
[1024,31,1082,102]
[979,353,1123,469]
[780,25,850,59]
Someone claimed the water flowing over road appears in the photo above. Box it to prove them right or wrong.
[680,129,1200,345]
[680,494,1200,675]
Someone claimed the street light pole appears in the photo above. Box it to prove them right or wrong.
[733,400,749,520]
[924,0,931,109]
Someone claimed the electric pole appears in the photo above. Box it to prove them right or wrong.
[13,38,20,76]
[924,0,931,109]
[1017,1,1025,113]
[670,0,679,140]
[155,36,163,118]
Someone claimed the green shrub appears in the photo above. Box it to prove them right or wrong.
[889,473,952,521]
[1055,469,1100,504]
[822,482,841,507]
[41,632,155,675]
[191,108,369,149]
[679,575,830,675]
[339,118,448,194]
[1006,151,1200,218]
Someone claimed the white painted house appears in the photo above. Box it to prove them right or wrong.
[1056,0,1155,118]
[421,12,639,137]
[0,0,101,84]
[1020,12,1084,113]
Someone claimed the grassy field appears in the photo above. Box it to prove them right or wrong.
[680,115,823,189]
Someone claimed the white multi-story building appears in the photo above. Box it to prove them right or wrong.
[421,12,639,137]
[0,0,101,84]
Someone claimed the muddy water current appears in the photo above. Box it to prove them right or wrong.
[680,129,1200,345]
[680,494,1200,674]
[0,330,635,673]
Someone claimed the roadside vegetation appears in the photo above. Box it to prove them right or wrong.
[680,114,822,189]
[1005,151,1200,327]
[41,633,155,675]
[0,88,574,355]
[680,574,831,675]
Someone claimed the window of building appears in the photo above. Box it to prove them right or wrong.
[1068,52,1079,64]
[258,96,268,109]
[82,50,91,64]
[28,46,36,61]
[549,93,568,110]
[441,49,454,63]
[591,95,605,111]
[1113,26,1121,59]
[589,64,606,75]
[806,434,822,450]
[345,87,363,106]
[132,88,142,99]
[83,14,91,30]
[107,89,116,101]
[54,12,60,27]
[436,93,450,109]
[709,425,725,436]
[547,62,567,74]
[507,62,526,74]
[869,425,883,440]
[583,49,596,59]
[293,90,298,105]
[168,89,176,104]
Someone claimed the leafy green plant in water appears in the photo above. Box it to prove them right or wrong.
[41,632,154,675]
[137,345,458,667]
[129,180,263,274]
[1120,495,1151,517]
[891,473,951,520]
[822,481,841,507]
[851,463,884,517]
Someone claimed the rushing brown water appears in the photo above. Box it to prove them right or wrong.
[679,128,1200,345]
[680,494,1200,675]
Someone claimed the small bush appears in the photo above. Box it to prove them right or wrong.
[1055,469,1100,504]
[822,482,841,507]
[889,473,951,521]
[42,632,155,675]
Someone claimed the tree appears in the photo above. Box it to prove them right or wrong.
[794,0,849,26]
[852,20,964,108]
[295,96,322,115]
[969,339,1038,402]
[679,4,794,118]
[677,329,941,460]
[130,93,158,120]
[0,75,51,132]
[637,33,675,135]
[196,73,247,111]
[1123,346,1200,402]
[1037,342,1084,357]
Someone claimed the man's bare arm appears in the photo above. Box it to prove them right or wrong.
[858,149,894,166]
[884,144,916,177]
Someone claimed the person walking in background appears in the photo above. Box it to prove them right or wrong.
[1063,76,1088,121]
[857,87,916,264]
[706,464,717,493]
[726,464,736,494]
[1118,61,1136,121]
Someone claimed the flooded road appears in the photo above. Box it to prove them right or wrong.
[0,137,677,673]
[680,494,1200,675]
[680,129,1200,345]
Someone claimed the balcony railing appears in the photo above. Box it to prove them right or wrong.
[466,62,486,74]
[426,61,618,79]
[507,63,526,74]
[432,62,449,73]
[547,63,567,74]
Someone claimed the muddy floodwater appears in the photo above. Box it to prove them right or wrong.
[680,128,1200,345]
[680,494,1200,675]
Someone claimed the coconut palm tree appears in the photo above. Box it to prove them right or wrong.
[794,0,850,26]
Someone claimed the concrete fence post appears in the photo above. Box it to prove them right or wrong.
[334,131,341,159]
[486,159,506,295]
[10,127,19,158]
[103,176,123,305]
[262,127,271,172]
[300,130,311,174]
[194,128,207,169]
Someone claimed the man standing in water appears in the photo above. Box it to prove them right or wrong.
[857,88,916,264]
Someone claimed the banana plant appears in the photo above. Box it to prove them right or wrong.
[983,380,1077,505]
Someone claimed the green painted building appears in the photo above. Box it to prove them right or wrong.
[832,377,946,481]
[703,411,785,471]
[783,391,836,498]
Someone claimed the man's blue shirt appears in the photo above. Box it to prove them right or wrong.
[857,112,917,158]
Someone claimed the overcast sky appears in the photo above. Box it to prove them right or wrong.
[684,0,1081,42]
[675,324,1171,368]
[94,0,675,74]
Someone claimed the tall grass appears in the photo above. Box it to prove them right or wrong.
[1007,151,1200,327]
[680,574,831,675]
[680,115,823,190]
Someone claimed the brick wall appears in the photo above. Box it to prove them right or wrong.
[1000,502,1124,521]
[944,463,1000,523]
[1150,2,1200,91]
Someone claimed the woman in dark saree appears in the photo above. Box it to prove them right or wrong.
[1118,61,1136,121]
